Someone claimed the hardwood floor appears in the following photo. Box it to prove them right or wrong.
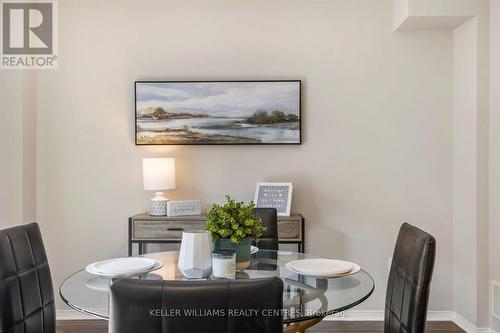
[56,320,107,333]
[56,320,465,333]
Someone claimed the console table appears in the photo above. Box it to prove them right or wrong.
[128,213,305,256]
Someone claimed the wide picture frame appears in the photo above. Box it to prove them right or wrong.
[135,80,301,145]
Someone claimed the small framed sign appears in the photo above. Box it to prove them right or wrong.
[167,200,202,216]
[254,182,293,216]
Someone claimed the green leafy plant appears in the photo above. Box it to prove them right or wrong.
[205,195,266,244]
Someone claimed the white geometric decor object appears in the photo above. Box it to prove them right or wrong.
[178,231,212,279]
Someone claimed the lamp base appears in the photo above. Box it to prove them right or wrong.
[149,192,169,216]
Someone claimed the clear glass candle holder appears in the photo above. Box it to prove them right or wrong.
[212,250,236,279]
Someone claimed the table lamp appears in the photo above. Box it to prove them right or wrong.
[143,158,176,216]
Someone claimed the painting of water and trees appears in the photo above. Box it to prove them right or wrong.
[135,81,301,145]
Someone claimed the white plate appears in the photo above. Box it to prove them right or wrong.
[93,257,156,275]
[86,259,162,277]
[285,259,355,277]
[251,246,259,254]
[288,262,361,278]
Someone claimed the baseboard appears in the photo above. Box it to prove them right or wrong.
[451,312,491,333]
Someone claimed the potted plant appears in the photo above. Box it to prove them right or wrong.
[205,195,266,269]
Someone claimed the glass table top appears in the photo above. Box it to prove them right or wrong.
[59,250,374,324]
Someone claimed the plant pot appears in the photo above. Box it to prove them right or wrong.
[213,237,252,270]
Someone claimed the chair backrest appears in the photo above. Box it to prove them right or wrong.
[253,208,278,251]
[0,223,55,333]
[385,223,436,333]
[109,277,284,333]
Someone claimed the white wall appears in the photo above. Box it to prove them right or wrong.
[450,3,490,328]
[34,0,454,312]
[22,72,37,223]
[0,71,36,228]
[0,72,24,227]
[452,17,479,325]
[490,0,500,331]
[393,0,491,327]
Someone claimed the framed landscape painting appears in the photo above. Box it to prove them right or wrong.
[135,80,301,145]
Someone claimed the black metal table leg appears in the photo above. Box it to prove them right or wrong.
[128,218,133,256]
[300,217,305,253]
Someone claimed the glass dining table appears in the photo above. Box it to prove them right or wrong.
[60,250,374,332]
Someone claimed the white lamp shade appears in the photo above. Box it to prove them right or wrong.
[143,158,176,191]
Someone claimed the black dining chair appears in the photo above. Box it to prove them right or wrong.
[385,223,436,333]
[109,277,284,333]
[0,223,56,333]
[251,208,279,271]
[253,208,278,251]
